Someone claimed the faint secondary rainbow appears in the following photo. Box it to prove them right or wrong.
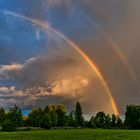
[92,22,137,83]
[2,11,119,115]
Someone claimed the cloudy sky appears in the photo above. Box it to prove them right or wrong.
[0,0,140,115]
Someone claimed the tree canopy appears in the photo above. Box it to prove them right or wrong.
[0,103,140,131]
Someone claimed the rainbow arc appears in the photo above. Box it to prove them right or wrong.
[2,11,120,115]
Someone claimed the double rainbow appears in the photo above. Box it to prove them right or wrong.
[2,11,122,115]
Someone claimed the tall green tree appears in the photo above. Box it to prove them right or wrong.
[6,105,23,127]
[125,105,140,129]
[95,111,106,128]
[28,107,44,127]
[74,102,84,127]
[50,112,58,127]
[56,104,67,126]
[104,114,111,129]
[0,107,5,126]
[40,114,52,129]
[111,114,117,128]
[45,104,67,127]
[44,105,51,113]
[88,116,96,128]
[66,112,75,127]
[116,115,123,128]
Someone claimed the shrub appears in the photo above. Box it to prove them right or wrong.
[2,119,16,132]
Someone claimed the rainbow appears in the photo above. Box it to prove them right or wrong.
[92,22,137,83]
[2,11,120,115]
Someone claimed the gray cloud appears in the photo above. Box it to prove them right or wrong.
[0,45,114,115]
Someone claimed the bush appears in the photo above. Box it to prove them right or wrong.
[2,119,16,132]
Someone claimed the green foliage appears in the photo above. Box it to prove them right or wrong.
[44,106,51,113]
[0,107,5,126]
[66,112,75,127]
[125,105,140,129]
[6,105,23,127]
[45,104,67,113]
[88,116,96,128]
[57,112,66,126]
[28,107,44,127]
[95,111,106,128]
[50,112,58,127]
[40,114,52,129]
[0,103,129,131]
[44,104,67,127]
[74,102,84,127]
[111,114,117,128]
[116,115,123,128]
[104,114,111,129]
[2,119,16,132]
[56,105,67,126]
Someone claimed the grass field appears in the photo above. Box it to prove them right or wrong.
[0,129,140,140]
[0,129,139,140]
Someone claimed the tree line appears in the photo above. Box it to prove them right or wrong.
[0,102,139,131]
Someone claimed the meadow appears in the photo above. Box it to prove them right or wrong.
[0,129,139,140]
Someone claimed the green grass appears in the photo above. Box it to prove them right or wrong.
[0,129,139,140]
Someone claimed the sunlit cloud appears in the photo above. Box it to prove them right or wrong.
[0,64,23,72]
[51,77,89,97]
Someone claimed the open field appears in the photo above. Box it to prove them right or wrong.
[0,129,139,140]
